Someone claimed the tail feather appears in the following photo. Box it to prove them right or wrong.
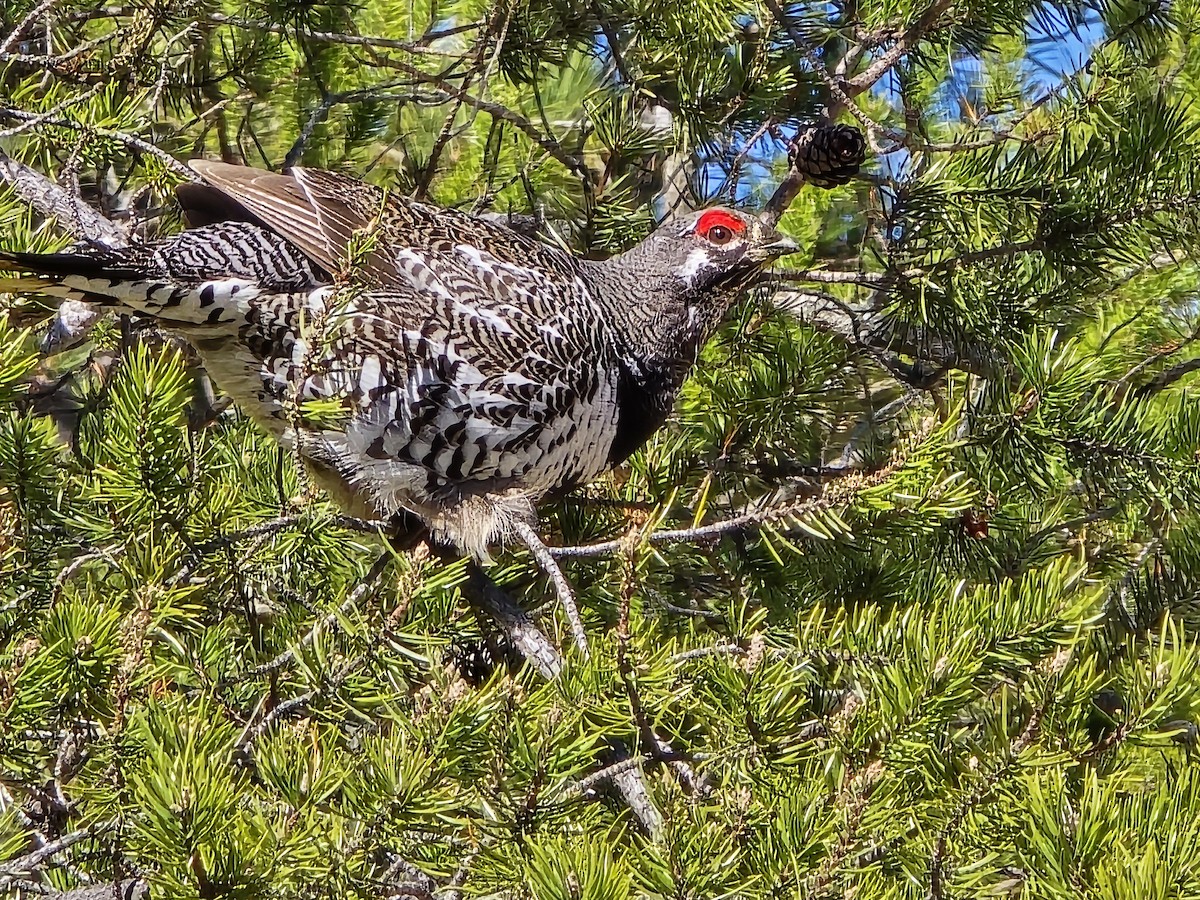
[0,248,147,284]
[0,246,251,329]
[1,220,323,332]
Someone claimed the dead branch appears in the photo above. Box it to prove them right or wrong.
[0,149,127,245]
[513,520,591,660]
[43,881,148,900]
[0,820,115,888]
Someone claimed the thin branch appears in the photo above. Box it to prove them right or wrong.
[0,0,56,54]
[0,108,199,182]
[1020,507,1119,558]
[669,643,745,664]
[413,3,511,199]
[562,753,653,797]
[513,520,591,660]
[230,551,393,684]
[844,0,954,92]
[42,882,147,900]
[774,269,889,285]
[157,10,480,55]
[772,286,1004,379]
[50,545,125,605]
[193,514,387,555]
[0,83,106,142]
[1134,357,1200,398]
[366,50,589,183]
[550,464,892,559]
[0,820,114,883]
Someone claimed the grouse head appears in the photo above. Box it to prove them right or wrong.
[656,208,798,296]
[583,207,798,373]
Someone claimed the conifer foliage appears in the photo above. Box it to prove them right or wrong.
[1,0,1200,897]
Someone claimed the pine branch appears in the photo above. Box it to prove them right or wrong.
[229,550,394,685]
[200,10,481,55]
[0,149,127,245]
[772,286,1003,378]
[843,0,955,92]
[366,50,590,184]
[458,562,665,837]
[0,108,199,182]
[192,513,387,556]
[1134,358,1200,398]
[550,461,895,558]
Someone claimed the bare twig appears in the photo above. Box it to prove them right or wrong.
[549,490,838,558]
[512,520,591,660]
[200,10,480,55]
[0,108,199,182]
[193,514,387,555]
[47,545,125,606]
[775,268,889,285]
[562,753,653,797]
[669,643,745,664]
[772,286,1004,379]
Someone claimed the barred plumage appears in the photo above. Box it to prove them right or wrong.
[0,161,797,558]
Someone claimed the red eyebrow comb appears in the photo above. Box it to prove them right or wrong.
[695,210,746,236]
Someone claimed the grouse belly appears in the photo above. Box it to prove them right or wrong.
[180,290,622,556]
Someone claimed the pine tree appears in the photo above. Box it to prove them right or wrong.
[1,0,1200,897]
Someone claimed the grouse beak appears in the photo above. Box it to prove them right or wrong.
[759,235,800,259]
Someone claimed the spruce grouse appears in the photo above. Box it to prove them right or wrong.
[0,161,797,558]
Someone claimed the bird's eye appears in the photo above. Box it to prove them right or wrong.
[707,225,733,245]
[695,210,746,246]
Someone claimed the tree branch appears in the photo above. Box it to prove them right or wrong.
[0,148,127,245]
[772,287,1003,378]
[0,108,199,182]
[44,881,147,900]
[550,462,895,559]
[366,51,590,183]
[458,563,664,837]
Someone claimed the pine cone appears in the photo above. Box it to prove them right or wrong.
[789,123,867,188]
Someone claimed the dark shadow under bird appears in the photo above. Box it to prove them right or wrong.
[0,160,797,559]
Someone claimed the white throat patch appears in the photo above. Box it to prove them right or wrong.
[677,247,711,287]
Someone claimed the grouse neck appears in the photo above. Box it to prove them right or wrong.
[580,258,713,375]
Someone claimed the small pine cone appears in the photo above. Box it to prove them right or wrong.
[789,123,867,188]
